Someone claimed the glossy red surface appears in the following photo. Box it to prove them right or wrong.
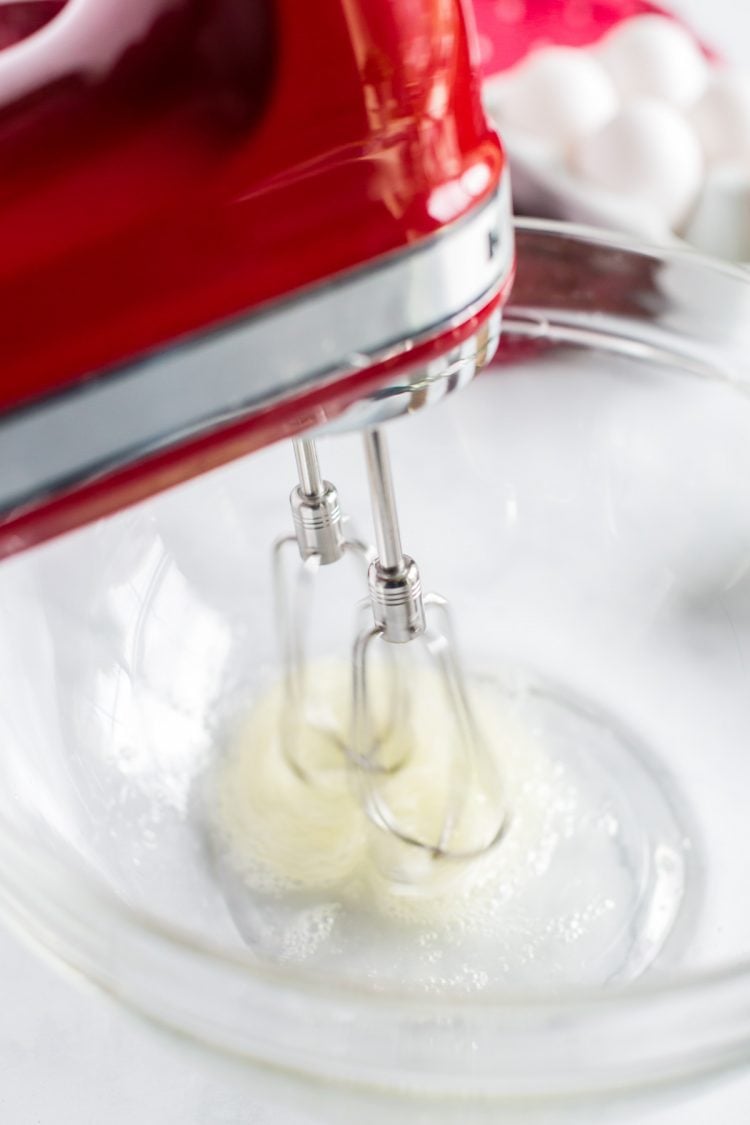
[0,2,67,49]
[0,0,502,413]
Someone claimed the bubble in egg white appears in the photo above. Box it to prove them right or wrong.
[486,46,618,150]
[569,97,703,229]
[597,14,709,108]
[690,70,750,165]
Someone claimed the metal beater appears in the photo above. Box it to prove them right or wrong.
[272,438,372,781]
[274,429,508,866]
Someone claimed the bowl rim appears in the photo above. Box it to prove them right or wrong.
[514,215,750,281]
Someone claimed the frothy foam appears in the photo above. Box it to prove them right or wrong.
[205,663,687,993]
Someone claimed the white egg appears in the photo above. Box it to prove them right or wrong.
[569,97,704,229]
[598,15,709,108]
[690,70,750,165]
[490,46,618,149]
[683,162,750,260]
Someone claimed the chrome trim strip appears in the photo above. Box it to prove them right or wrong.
[0,174,513,515]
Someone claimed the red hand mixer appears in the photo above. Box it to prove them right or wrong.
[0,0,514,559]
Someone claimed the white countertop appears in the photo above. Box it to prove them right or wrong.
[3,2,750,1122]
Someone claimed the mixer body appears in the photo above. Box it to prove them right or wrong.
[0,0,513,557]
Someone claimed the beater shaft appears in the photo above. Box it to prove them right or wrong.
[364,429,405,574]
[363,429,426,643]
[293,439,325,499]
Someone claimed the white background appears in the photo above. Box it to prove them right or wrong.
[2,1,750,1122]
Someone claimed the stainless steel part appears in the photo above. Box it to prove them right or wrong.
[289,439,346,565]
[363,429,426,644]
[273,438,373,780]
[367,557,425,646]
[363,429,404,572]
[269,428,509,865]
[0,178,512,519]
[351,597,508,861]
[293,439,325,499]
[349,427,507,865]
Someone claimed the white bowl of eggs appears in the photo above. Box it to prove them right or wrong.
[483,14,750,262]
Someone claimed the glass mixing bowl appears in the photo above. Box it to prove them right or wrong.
[2,221,750,1114]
